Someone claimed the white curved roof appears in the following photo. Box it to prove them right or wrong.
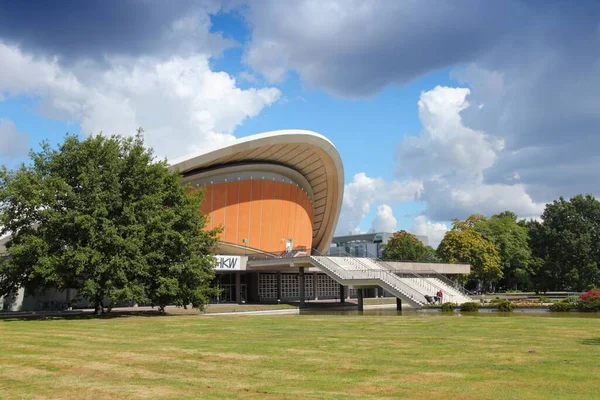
[169,130,344,253]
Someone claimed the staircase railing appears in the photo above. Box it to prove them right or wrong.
[312,249,425,305]
[339,252,426,305]
[366,252,474,302]
[362,252,452,301]
[424,269,474,297]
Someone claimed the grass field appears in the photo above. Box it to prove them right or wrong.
[1,313,599,399]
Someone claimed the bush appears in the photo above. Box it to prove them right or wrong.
[441,302,455,312]
[496,300,513,312]
[580,289,600,301]
[577,297,600,312]
[549,301,574,312]
[489,298,504,304]
[538,296,552,303]
[460,302,480,312]
[565,295,580,304]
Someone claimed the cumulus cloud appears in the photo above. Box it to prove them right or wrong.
[339,85,546,238]
[0,119,29,163]
[396,86,544,221]
[454,46,600,202]
[396,86,503,180]
[243,0,524,97]
[371,204,397,233]
[0,42,281,160]
[335,172,422,235]
[410,216,448,248]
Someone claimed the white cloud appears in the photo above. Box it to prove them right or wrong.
[335,172,422,235]
[396,86,544,221]
[0,119,29,162]
[410,216,448,249]
[0,41,281,161]
[371,204,397,233]
[397,86,503,180]
[339,85,545,240]
[238,71,259,83]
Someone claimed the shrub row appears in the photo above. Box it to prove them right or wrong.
[549,301,574,312]
[548,289,600,312]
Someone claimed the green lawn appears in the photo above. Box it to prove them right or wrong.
[1,313,599,399]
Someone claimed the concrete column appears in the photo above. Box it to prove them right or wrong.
[235,272,241,304]
[254,272,260,303]
[339,284,345,303]
[66,288,73,310]
[357,288,364,311]
[299,267,305,308]
[276,271,282,302]
[313,272,318,300]
[396,297,402,311]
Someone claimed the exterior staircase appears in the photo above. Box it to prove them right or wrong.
[309,255,472,307]
[310,256,426,307]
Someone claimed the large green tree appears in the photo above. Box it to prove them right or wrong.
[525,195,600,291]
[381,230,439,262]
[0,133,219,313]
[473,211,532,291]
[437,215,502,290]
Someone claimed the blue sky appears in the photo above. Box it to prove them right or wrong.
[1,1,600,246]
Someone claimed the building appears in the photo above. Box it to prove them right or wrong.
[1,130,471,312]
[329,232,428,258]
[169,129,344,304]
[170,130,470,308]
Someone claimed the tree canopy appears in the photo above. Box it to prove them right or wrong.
[437,216,502,290]
[0,133,219,313]
[473,211,532,291]
[526,195,600,291]
[381,230,438,262]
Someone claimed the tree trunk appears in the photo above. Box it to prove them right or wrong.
[93,297,104,315]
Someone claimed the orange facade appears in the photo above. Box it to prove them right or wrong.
[198,180,313,253]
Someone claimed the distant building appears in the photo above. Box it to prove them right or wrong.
[329,232,428,258]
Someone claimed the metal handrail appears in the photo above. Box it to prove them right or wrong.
[365,252,471,303]
[365,253,447,298]
[423,269,474,297]
[311,252,425,305]
[310,256,354,280]
[351,262,426,305]
[343,269,425,304]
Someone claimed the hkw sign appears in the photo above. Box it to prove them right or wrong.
[214,255,245,271]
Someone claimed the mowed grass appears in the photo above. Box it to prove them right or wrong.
[1,313,600,399]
